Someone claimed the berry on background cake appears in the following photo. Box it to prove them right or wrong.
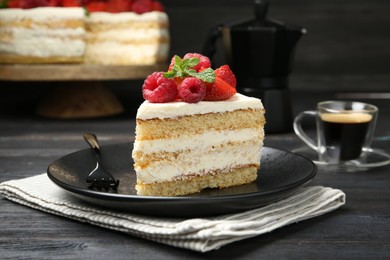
[132,53,266,196]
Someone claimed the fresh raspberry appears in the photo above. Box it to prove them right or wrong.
[7,0,20,7]
[151,0,163,11]
[183,53,211,72]
[61,0,81,7]
[85,1,107,12]
[105,0,132,13]
[131,0,152,14]
[167,56,185,85]
[215,65,236,88]
[142,72,178,103]
[178,77,206,103]
[80,0,92,5]
[19,0,55,8]
[47,0,59,6]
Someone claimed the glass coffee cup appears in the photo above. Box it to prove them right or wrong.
[293,101,378,165]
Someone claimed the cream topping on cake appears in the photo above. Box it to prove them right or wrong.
[136,93,264,120]
[0,7,85,20]
[0,7,85,58]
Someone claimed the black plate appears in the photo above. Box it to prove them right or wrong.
[47,144,316,218]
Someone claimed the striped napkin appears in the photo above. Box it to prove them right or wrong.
[0,174,345,252]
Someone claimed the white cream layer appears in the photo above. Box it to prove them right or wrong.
[85,12,169,64]
[133,128,263,154]
[135,141,263,184]
[87,28,169,42]
[137,93,264,120]
[0,7,85,21]
[0,28,85,57]
[0,8,85,57]
[85,42,168,64]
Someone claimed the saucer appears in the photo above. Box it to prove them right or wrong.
[291,147,390,171]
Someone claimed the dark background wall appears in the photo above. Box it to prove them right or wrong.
[163,0,390,91]
[1,0,389,116]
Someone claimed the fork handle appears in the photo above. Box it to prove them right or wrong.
[84,133,101,156]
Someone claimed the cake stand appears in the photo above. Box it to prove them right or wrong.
[0,64,166,118]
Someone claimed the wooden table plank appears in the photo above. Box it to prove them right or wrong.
[0,91,389,259]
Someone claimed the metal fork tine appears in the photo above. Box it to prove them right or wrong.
[84,133,120,191]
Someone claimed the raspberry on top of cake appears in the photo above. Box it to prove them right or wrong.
[132,53,266,197]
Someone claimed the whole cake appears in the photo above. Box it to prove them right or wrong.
[84,11,169,65]
[132,53,266,196]
[0,7,86,64]
[0,0,168,65]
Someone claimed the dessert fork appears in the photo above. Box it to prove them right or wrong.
[84,133,119,191]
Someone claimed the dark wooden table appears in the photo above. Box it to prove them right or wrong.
[1,91,389,259]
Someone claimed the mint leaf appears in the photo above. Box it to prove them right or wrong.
[174,55,182,67]
[0,0,8,8]
[163,70,175,78]
[182,58,200,70]
[168,55,186,76]
[176,70,186,78]
[162,55,215,83]
[186,68,215,83]
[195,68,215,83]
[186,69,198,76]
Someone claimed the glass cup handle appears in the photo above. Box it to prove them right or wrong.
[293,111,319,151]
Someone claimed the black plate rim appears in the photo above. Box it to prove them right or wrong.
[47,145,317,203]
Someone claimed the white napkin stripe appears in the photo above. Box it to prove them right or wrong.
[0,174,346,252]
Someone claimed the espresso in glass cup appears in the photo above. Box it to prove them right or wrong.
[294,101,378,164]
